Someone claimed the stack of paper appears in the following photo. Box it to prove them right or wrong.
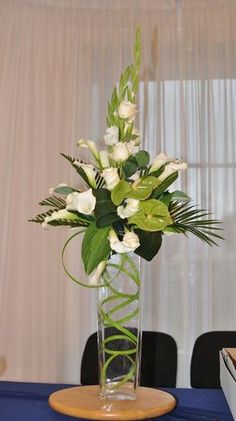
[220,348,236,420]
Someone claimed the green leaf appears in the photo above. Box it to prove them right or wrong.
[128,199,172,232]
[151,172,178,198]
[93,189,119,228]
[123,157,138,178]
[82,222,111,275]
[159,190,190,206]
[134,229,162,261]
[39,196,66,208]
[54,186,78,195]
[111,180,131,206]
[134,150,150,167]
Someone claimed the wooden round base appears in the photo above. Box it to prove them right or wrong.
[49,385,176,420]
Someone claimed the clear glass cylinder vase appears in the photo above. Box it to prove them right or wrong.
[97,252,141,401]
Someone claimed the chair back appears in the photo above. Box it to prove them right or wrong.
[81,330,177,387]
[190,331,236,388]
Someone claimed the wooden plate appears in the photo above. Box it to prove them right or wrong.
[49,385,176,420]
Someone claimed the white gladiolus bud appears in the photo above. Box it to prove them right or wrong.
[42,209,78,230]
[117,198,139,219]
[99,150,110,169]
[88,260,107,285]
[103,126,119,145]
[66,189,96,215]
[149,152,170,174]
[158,161,188,182]
[110,142,130,162]
[73,162,97,188]
[77,139,99,161]
[118,101,137,122]
[101,167,120,191]
[109,229,140,253]
[132,128,141,145]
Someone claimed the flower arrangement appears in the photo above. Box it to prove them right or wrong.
[30,29,223,400]
[30,29,222,286]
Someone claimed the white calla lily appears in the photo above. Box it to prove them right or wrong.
[149,152,170,174]
[101,167,120,191]
[109,229,140,253]
[103,126,119,145]
[99,150,110,169]
[73,161,97,188]
[66,189,96,215]
[77,139,99,161]
[118,101,137,122]
[42,209,78,230]
[158,161,188,182]
[110,142,130,162]
[88,260,107,285]
[117,198,139,219]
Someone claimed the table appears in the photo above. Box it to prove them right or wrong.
[0,381,234,421]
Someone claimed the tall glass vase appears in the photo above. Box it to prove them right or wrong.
[97,252,141,401]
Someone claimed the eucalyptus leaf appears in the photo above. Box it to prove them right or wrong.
[54,186,78,195]
[82,222,111,275]
[134,150,150,167]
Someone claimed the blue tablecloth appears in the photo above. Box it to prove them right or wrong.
[0,381,234,421]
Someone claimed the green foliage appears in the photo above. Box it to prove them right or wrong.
[93,189,120,227]
[106,28,141,140]
[39,196,66,208]
[169,201,224,246]
[123,150,149,178]
[82,222,111,274]
[151,172,178,199]
[159,190,190,207]
[134,230,162,261]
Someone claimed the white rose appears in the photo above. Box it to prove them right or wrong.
[77,139,99,161]
[88,260,106,285]
[66,189,96,215]
[101,167,120,191]
[117,198,139,219]
[103,126,119,145]
[158,161,188,182]
[149,152,170,174]
[126,140,140,155]
[109,229,140,253]
[118,101,137,122]
[42,209,77,229]
[99,150,110,169]
[110,142,130,162]
[73,161,96,188]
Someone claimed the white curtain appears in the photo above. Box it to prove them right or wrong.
[0,0,235,387]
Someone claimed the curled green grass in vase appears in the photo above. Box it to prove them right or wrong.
[30,28,223,400]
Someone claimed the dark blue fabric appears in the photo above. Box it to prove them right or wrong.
[0,382,233,421]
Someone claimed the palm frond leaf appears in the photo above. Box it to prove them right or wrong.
[29,209,55,224]
[169,201,224,246]
[61,153,105,188]
[39,196,66,208]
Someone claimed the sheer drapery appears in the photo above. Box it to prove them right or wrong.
[0,0,235,386]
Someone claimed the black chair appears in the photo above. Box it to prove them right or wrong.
[81,330,177,387]
[190,331,236,388]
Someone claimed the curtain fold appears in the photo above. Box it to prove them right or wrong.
[0,0,235,386]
